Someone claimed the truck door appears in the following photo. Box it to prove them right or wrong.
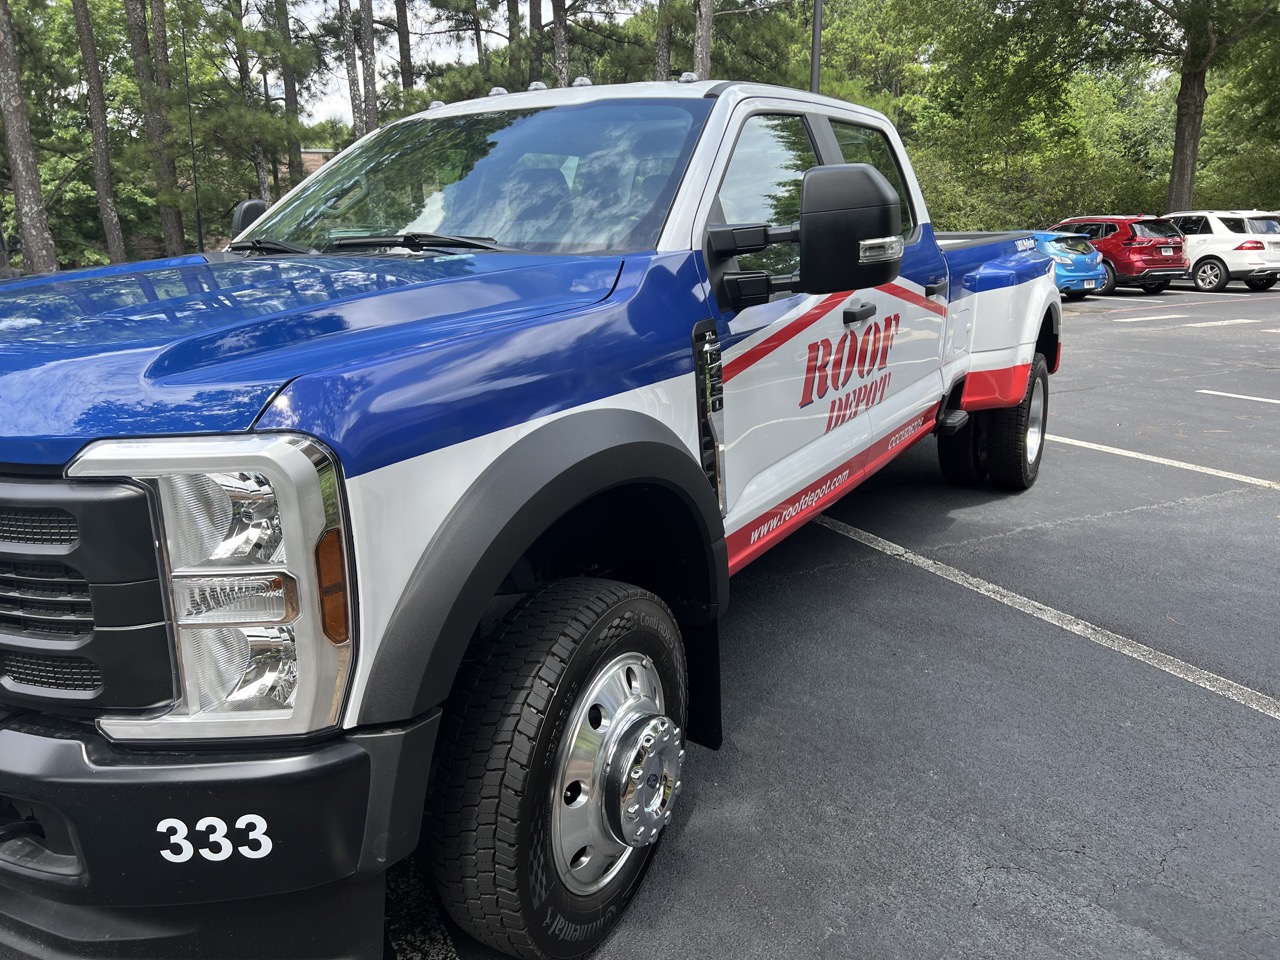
[821,117,947,457]
[696,107,875,565]
[694,104,947,569]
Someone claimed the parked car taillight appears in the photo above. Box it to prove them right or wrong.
[1235,240,1266,251]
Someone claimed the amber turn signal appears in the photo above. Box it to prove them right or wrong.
[315,528,350,644]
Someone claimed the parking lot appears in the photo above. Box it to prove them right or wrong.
[394,282,1280,960]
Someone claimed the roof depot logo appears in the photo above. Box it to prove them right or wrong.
[798,312,900,433]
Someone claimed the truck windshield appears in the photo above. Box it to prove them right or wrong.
[241,99,712,256]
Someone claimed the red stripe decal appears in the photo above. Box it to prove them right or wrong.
[722,292,849,384]
[882,282,948,317]
[726,404,940,574]
[961,364,1031,411]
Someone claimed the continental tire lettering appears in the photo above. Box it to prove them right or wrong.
[543,905,618,943]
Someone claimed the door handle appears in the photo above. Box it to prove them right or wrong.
[843,300,876,325]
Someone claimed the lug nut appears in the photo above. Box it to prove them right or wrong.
[643,735,654,748]
[631,767,643,781]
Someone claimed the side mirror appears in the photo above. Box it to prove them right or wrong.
[798,164,903,293]
[231,198,269,236]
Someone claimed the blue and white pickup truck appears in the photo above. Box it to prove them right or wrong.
[0,81,1059,960]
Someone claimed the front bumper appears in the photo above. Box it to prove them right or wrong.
[0,710,438,959]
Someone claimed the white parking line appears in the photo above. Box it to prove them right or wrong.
[1046,435,1280,491]
[1196,389,1280,405]
[1112,314,1187,323]
[815,517,1280,722]
[1184,318,1261,328]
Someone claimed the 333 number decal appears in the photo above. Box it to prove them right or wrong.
[156,815,273,863]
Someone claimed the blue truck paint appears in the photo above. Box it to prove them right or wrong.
[0,253,623,466]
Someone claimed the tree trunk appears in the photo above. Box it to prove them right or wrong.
[505,0,520,77]
[395,0,413,90]
[146,0,185,253]
[338,0,365,136]
[228,0,272,198]
[529,0,544,83]
[71,0,127,262]
[274,0,304,186]
[1166,67,1208,212]
[654,0,670,81]
[123,0,186,254]
[0,0,57,272]
[472,0,486,70]
[694,0,712,80]
[551,0,567,86]
[360,0,378,130]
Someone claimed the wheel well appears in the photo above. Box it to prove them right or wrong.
[500,481,717,625]
[1036,308,1061,374]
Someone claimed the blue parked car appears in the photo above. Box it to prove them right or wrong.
[1034,230,1107,300]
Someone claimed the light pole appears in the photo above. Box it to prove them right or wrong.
[810,0,823,93]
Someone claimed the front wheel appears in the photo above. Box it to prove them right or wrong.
[428,578,688,960]
[1140,280,1171,294]
[1245,277,1277,291]
[985,353,1049,490]
[1193,258,1230,292]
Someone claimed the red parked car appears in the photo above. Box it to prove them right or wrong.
[1049,215,1189,294]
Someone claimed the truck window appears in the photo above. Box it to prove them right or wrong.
[241,100,712,255]
[710,114,819,276]
[829,120,914,238]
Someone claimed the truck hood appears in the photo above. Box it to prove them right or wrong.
[0,252,623,466]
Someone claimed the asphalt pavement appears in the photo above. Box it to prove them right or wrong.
[389,281,1280,960]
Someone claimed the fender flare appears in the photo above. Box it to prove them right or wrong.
[356,408,728,725]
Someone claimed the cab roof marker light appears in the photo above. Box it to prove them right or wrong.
[488,86,508,96]
[571,76,592,87]
[678,72,699,83]
[528,81,548,91]
[428,100,445,110]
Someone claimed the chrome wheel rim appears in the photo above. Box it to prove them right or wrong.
[1025,375,1045,465]
[550,652,683,896]
[1197,262,1221,289]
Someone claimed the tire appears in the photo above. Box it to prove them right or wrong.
[1245,277,1277,291]
[1062,290,1087,301]
[1098,262,1117,295]
[985,353,1048,490]
[428,578,688,960]
[1139,280,1171,294]
[1193,258,1230,292]
[938,413,988,486]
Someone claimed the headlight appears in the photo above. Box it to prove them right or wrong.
[68,434,353,741]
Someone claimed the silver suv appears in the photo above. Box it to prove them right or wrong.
[1165,210,1280,292]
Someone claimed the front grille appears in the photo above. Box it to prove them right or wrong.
[1,652,103,692]
[0,560,94,639]
[0,507,79,545]
[0,476,173,712]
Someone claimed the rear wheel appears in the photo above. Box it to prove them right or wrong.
[1245,277,1277,291]
[1098,262,1117,295]
[1193,258,1230,292]
[1139,280,1171,294]
[428,578,687,960]
[985,353,1048,491]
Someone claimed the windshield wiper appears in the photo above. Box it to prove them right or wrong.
[228,237,318,255]
[326,232,511,252]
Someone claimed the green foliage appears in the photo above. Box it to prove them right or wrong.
[3,0,1279,266]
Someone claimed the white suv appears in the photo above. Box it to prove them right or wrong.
[1165,210,1280,291]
